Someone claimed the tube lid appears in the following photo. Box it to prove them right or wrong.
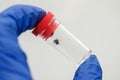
[32,11,59,40]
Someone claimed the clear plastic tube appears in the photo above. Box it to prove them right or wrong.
[32,12,92,66]
[46,20,91,65]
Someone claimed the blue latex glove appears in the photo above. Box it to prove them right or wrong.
[0,5,46,80]
[0,5,102,80]
[73,55,102,80]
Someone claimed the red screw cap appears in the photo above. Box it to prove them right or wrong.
[32,11,59,40]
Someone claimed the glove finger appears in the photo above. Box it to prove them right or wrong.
[73,55,102,80]
[1,4,46,36]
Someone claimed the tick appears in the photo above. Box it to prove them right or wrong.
[54,39,59,45]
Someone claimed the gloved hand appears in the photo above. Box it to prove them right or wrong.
[73,55,102,80]
[0,5,102,80]
[0,5,46,80]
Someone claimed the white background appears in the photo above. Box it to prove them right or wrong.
[0,0,120,80]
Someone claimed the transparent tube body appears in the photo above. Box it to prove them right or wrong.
[45,21,91,66]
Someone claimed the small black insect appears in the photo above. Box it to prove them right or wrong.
[54,39,60,45]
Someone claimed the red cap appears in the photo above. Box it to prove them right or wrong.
[32,11,59,40]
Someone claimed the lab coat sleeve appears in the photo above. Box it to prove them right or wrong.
[0,5,46,80]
